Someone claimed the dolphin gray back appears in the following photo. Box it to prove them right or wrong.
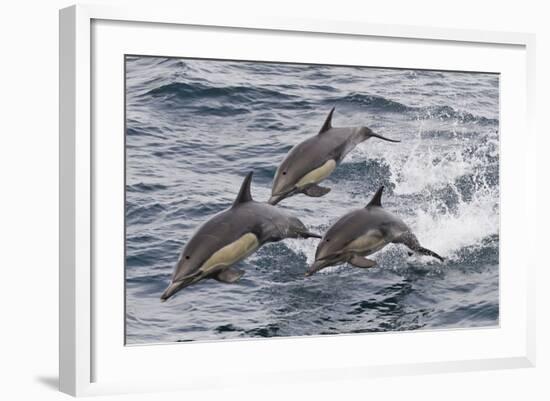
[174,172,316,281]
[316,202,409,260]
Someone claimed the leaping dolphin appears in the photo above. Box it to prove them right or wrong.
[306,186,444,276]
[161,172,321,301]
[268,107,400,205]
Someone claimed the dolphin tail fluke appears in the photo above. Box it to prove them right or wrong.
[394,232,444,262]
[297,230,322,239]
[368,132,401,143]
[292,227,323,238]
[414,246,445,262]
[304,231,322,239]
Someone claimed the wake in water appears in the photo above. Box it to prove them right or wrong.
[125,56,499,344]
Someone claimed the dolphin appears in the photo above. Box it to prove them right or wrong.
[268,107,400,205]
[306,186,444,276]
[161,172,321,301]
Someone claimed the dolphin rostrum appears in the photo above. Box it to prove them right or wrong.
[306,186,444,276]
[161,172,321,301]
[268,107,400,205]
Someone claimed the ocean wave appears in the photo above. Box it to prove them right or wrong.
[125,56,500,344]
[326,92,498,125]
[417,105,498,125]
[127,182,168,193]
[142,81,296,102]
[327,93,410,112]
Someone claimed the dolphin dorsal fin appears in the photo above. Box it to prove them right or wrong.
[233,172,254,207]
[367,186,384,208]
[318,107,335,135]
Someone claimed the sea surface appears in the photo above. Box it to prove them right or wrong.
[125,56,499,344]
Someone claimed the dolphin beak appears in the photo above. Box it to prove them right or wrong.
[268,188,298,205]
[305,260,327,277]
[268,193,288,205]
[160,276,197,301]
[160,281,182,302]
[268,194,283,205]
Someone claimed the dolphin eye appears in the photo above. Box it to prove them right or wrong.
[326,238,330,242]
[282,171,287,175]
[185,255,190,260]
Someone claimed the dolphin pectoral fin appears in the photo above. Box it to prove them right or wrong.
[303,184,331,197]
[214,267,245,283]
[349,256,377,269]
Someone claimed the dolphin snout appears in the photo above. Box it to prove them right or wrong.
[268,194,284,205]
[268,187,298,205]
[160,275,199,301]
[160,281,180,302]
[305,260,328,277]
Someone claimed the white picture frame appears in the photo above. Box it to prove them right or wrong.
[59,4,536,397]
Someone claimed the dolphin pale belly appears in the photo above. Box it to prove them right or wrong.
[268,107,400,205]
[296,159,337,188]
[306,186,444,276]
[161,172,321,301]
[199,233,259,275]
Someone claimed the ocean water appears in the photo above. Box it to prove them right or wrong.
[125,56,499,345]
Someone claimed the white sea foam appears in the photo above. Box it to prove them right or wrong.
[341,123,499,261]
[412,186,499,259]
[285,237,317,265]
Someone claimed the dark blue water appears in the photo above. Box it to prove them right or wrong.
[125,56,499,344]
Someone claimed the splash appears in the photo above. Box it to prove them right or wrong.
[412,185,499,259]
[338,121,499,262]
